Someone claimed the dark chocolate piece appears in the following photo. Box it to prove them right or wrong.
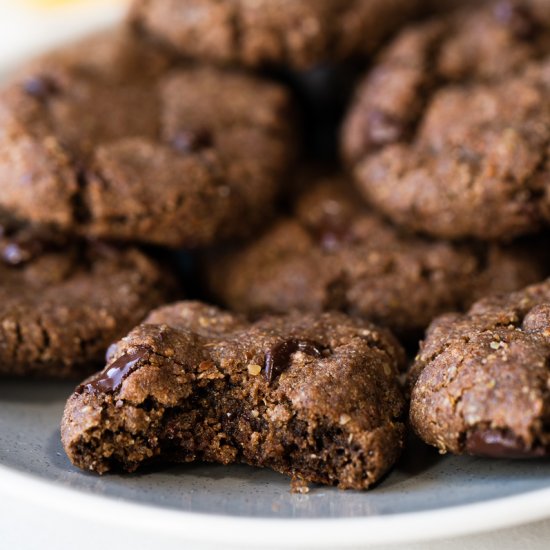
[77,347,149,394]
[465,429,548,459]
[22,75,59,100]
[494,1,538,39]
[170,129,213,154]
[264,339,325,383]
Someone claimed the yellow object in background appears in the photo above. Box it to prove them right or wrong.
[26,0,80,7]
[24,0,125,8]
[0,0,127,74]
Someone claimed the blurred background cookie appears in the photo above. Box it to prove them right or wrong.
[342,0,550,241]
[203,170,549,338]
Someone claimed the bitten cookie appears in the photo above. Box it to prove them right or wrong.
[128,0,424,70]
[410,279,550,458]
[204,173,548,338]
[62,302,406,490]
[343,0,550,240]
[0,29,294,248]
[0,212,175,378]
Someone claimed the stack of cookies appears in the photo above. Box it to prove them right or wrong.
[2,0,550,491]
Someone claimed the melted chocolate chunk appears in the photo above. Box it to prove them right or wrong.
[264,339,326,384]
[366,110,406,147]
[0,226,44,266]
[170,129,213,154]
[313,219,354,252]
[494,1,539,40]
[77,347,149,395]
[1,243,31,265]
[465,428,548,459]
[23,75,60,100]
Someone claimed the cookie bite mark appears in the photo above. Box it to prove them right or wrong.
[62,302,406,489]
[410,279,550,458]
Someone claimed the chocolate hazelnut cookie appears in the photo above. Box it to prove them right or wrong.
[128,0,425,70]
[0,212,175,379]
[62,302,406,490]
[0,29,295,248]
[204,172,548,338]
[342,0,550,240]
[410,279,550,458]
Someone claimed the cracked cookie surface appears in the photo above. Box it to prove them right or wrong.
[204,172,549,338]
[0,29,295,247]
[410,279,550,458]
[0,212,176,378]
[62,302,405,490]
[342,0,550,240]
[128,0,424,70]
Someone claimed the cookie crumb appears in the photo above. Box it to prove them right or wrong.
[247,364,262,376]
[291,478,310,494]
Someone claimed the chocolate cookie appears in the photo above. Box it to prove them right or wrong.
[342,0,550,240]
[410,279,550,458]
[204,173,548,338]
[128,0,424,70]
[0,29,295,247]
[0,212,175,378]
[62,302,405,489]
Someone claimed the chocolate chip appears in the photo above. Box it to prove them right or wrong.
[23,75,59,100]
[2,243,30,265]
[77,347,149,395]
[367,110,405,146]
[264,339,326,384]
[494,1,538,40]
[170,129,213,154]
[465,428,548,458]
[311,219,354,252]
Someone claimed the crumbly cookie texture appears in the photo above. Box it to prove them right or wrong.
[62,302,406,490]
[128,0,424,69]
[204,173,549,338]
[0,212,175,378]
[0,29,295,248]
[410,279,550,458]
[343,0,550,241]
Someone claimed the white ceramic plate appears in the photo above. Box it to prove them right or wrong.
[1,380,550,549]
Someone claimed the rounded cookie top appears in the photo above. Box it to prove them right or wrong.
[204,171,548,337]
[342,0,550,241]
[0,29,295,248]
[128,0,425,70]
[410,278,550,458]
[62,302,405,489]
[0,211,176,378]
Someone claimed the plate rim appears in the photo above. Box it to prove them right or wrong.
[2,462,550,548]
